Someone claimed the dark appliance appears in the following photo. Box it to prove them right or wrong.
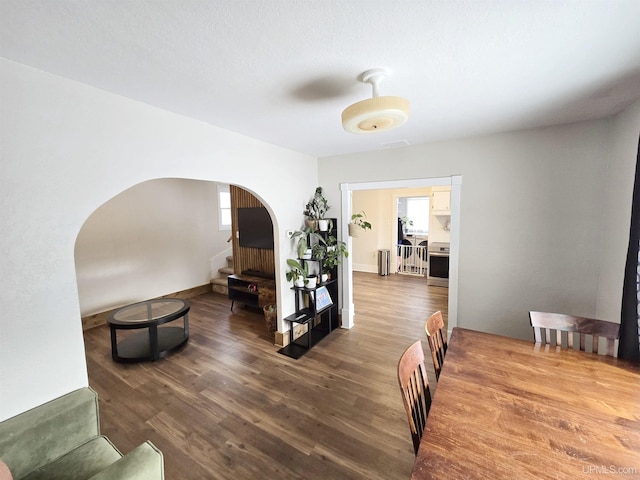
[427,242,450,287]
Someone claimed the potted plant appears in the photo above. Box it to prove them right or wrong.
[318,218,333,233]
[311,242,329,282]
[400,216,414,234]
[323,237,349,276]
[349,210,372,237]
[286,259,308,288]
[311,242,327,260]
[291,227,327,258]
[303,187,331,231]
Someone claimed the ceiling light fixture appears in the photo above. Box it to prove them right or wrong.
[341,68,410,134]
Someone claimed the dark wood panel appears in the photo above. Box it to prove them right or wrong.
[84,272,448,479]
[230,185,275,276]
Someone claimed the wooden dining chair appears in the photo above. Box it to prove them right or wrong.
[397,340,432,455]
[424,311,448,380]
[529,311,620,356]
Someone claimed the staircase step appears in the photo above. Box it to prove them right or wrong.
[211,277,228,296]
[210,255,234,296]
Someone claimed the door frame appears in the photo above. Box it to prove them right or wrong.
[339,175,461,336]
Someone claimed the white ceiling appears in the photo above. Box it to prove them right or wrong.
[2,1,640,158]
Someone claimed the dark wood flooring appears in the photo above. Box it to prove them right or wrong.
[84,272,448,479]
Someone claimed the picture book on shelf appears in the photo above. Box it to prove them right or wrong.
[315,286,333,311]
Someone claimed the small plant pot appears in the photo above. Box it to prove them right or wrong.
[294,278,305,288]
[321,273,328,283]
[318,219,329,232]
[305,276,317,289]
[348,223,359,237]
[302,249,312,259]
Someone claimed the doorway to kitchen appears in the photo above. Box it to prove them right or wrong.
[397,194,430,276]
[339,176,461,333]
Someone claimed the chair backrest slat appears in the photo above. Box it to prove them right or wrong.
[398,340,432,455]
[529,311,620,356]
[424,311,448,380]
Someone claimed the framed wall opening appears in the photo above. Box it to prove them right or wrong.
[340,176,461,336]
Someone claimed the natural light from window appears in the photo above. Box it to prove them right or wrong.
[218,184,231,231]
[406,196,430,235]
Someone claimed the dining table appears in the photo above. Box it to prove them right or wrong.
[411,327,640,479]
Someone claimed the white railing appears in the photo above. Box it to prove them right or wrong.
[397,244,428,276]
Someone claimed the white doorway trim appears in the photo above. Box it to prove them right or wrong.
[339,176,461,336]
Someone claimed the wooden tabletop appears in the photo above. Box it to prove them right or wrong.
[411,328,640,479]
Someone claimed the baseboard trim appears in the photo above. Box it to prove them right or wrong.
[81,283,212,331]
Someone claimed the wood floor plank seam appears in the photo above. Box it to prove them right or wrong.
[84,272,447,479]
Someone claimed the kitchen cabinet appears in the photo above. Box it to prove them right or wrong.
[432,191,451,215]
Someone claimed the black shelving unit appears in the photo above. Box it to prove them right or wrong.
[279,219,339,359]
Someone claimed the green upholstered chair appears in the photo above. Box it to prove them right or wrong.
[0,387,163,480]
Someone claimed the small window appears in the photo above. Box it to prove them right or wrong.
[218,184,231,231]
[406,197,430,235]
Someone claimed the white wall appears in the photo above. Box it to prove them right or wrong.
[351,189,387,272]
[351,187,432,273]
[0,59,316,421]
[596,100,640,319]
[319,112,639,341]
[75,178,231,316]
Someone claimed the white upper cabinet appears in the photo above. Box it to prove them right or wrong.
[432,190,451,215]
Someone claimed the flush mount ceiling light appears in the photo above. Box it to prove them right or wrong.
[341,68,410,134]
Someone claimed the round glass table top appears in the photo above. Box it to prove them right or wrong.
[109,298,189,325]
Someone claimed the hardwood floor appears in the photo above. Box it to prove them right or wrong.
[84,272,448,479]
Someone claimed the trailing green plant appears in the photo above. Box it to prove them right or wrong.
[311,241,327,260]
[350,210,372,231]
[303,186,330,220]
[323,237,349,271]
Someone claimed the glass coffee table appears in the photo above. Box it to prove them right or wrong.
[108,298,190,363]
